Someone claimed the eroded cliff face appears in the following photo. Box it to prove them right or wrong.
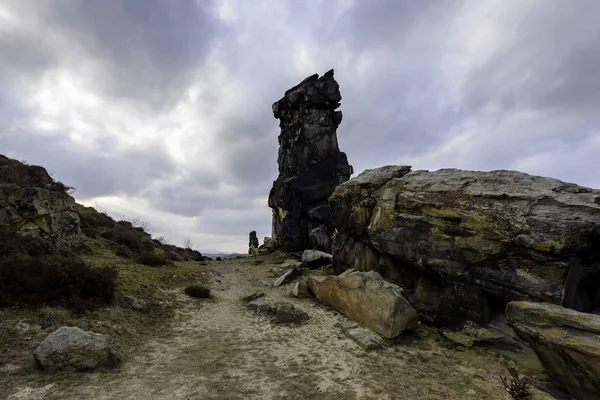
[268,69,352,252]
[0,155,80,246]
[330,166,600,327]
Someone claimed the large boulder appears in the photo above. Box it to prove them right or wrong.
[34,326,121,371]
[307,270,417,338]
[0,155,80,246]
[330,166,600,327]
[268,69,353,253]
[507,301,600,400]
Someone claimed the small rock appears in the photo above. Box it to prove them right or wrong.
[247,298,274,314]
[270,267,287,277]
[281,259,303,269]
[255,280,271,287]
[34,326,121,371]
[123,296,147,311]
[242,291,265,303]
[291,281,311,298]
[339,320,359,330]
[343,325,385,350]
[273,267,301,287]
[274,303,310,324]
[301,250,333,269]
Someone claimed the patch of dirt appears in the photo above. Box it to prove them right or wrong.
[2,254,555,399]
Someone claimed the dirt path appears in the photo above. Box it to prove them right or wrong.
[8,255,553,400]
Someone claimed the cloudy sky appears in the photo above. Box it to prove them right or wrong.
[1,0,599,252]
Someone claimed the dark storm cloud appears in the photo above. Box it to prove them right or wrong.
[2,0,600,251]
[2,130,178,198]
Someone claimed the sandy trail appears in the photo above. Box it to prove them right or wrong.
[11,255,550,400]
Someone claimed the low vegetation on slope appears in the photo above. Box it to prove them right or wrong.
[0,155,211,384]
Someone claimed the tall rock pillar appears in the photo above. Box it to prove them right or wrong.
[268,69,353,252]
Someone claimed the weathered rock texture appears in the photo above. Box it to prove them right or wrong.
[268,69,353,253]
[507,301,600,400]
[34,326,121,371]
[248,230,259,254]
[330,166,600,327]
[307,270,418,338]
[0,155,80,245]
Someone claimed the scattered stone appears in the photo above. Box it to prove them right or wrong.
[281,259,303,269]
[307,270,417,339]
[8,384,56,400]
[268,69,353,253]
[34,326,121,371]
[269,267,287,277]
[273,267,301,287]
[247,298,274,314]
[274,303,310,324]
[507,301,600,400]
[247,298,309,324]
[291,280,311,299]
[331,166,600,328]
[123,295,146,311]
[255,280,270,287]
[242,291,265,303]
[439,320,526,352]
[301,249,333,269]
[342,325,385,350]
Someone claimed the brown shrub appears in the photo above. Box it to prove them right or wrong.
[0,228,56,258]
[114,244,134,259]
[0,255,117,311]
[135,252,169,267]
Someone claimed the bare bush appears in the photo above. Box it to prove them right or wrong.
[500,362,531,400]
[155,236,172,246]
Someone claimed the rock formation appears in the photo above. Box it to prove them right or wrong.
[0,155,80,246]
[268,69,353,253]
[248,230,259,254]
[507,301,600,400]
[329,166,600,328]
[307,270,418,338]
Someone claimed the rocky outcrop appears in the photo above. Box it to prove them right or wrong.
[507,301,600,400]
[268,69,353,253]
[248,230,259,254]
[330,166,600,328]
[307,270,418,338]
[34,326,121,371]
[0,155,80,246]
